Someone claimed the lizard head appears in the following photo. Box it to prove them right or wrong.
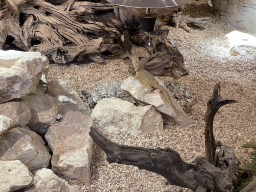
[132,59,142,71]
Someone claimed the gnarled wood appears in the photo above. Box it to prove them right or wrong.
[120,29,188,78]
[204,83,237,164]
[0,0,119,63]
[0,0,188,77]
[89,84,239,191]
[241,177,256,192]
[90,127,238,191]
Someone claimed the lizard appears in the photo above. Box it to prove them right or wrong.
[131,54,181,114]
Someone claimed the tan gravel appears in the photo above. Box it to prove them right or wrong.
[47,2,256,191]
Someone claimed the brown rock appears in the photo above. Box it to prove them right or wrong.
[0,127,51,171]
[24,94,58,134]
[47,79,91,117]
[0,100,31,127]
[45,111,93,184]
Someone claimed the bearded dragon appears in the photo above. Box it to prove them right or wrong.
[129,54,196,127]
[131,57,179,111]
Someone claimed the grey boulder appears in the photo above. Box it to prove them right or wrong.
[91,97,163,135]
[0,100,31,127]
[47,79,91,117]
[0,115,14,135]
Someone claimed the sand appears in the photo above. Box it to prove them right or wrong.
[47,2,256,191]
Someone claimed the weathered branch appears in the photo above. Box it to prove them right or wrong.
[89,84,239,191]
[241,177,256,192]
[204,83,237,164]
[168,8,211,32]
[119,28,188,78]
[90,127,238,191]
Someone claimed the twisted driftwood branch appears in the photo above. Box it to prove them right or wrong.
[89,83,239,191]
[204,83,237,164]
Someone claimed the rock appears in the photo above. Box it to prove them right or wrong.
[23,94,58,134]
[230,45,256,59]
[0,100,31,127]
[47,79,90,117]
[213,0,256,33]
[26,168,81,192]
[45,111,93,183]
[88,79,135,107]
[0,50,49,103]
[0,160,33,192]
[0,127,51,171]
[91,97,163,135]
[121,76,196,127]
[0,115,14,135]
[34,70,49,95]
[219,30,256,58]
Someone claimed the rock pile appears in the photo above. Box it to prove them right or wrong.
[0,50,88,191]
[0,50,196,191]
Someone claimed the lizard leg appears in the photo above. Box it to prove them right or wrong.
[145,84,154,91]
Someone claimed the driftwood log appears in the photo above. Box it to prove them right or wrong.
[240,177,256,192]
[89,83,239,191]
[0,0,208,78]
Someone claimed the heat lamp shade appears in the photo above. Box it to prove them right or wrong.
[106,0,192,8]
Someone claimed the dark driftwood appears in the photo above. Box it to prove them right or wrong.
[89,84,239,191]
[204,83,237,164]
[240,177,256,192]
[119,29,188,78]
[167,6,211,32]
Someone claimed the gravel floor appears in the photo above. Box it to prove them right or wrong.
[47,2,256,191]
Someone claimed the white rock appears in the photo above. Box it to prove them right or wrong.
[91,97,163,135]
[45,111,93,183]
[0,50,49,103]
[26,168,81,192]
[0,160,33,192]
[0,115,14,135]
[220,30,256,51]
[121,76,196,127]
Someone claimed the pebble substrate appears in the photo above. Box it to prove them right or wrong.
[48,3,256,191]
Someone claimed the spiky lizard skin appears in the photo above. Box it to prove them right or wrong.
[132,59,178,111]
